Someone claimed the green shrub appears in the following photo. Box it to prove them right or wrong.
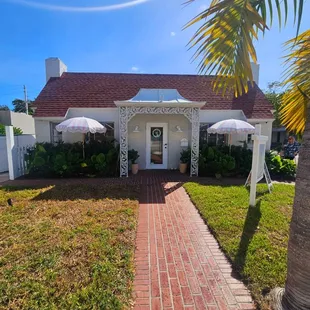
[26,140,119,178]
[199,146,236,177]
[0,124,23,136]
[265,151,296,178]
[199,144,296,179]
[180,147,191,164]
[91,153,107,173]
[128,149,139,164]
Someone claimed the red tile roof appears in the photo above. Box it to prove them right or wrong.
[33,72,273,119]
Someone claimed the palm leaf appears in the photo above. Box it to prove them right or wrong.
[280,30,310,134]
[185,0,305,98]
[185,0,267,96]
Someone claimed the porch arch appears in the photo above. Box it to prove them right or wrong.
[115,89,205,177]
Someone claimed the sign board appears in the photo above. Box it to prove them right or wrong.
[180,138,188,147]
[257,143,266,182]
[246,125,273,206]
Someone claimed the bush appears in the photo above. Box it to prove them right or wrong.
[180,147,191,164]
[0,124,23,136]
[199,145,236,177]
[199,144,296,179]
[265,151,296,178]
[128,149,139,165]
[25,140,119,178]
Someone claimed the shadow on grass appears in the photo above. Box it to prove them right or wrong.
[245,186,270,199]
[31,184,141,201]
[235,200,262,273]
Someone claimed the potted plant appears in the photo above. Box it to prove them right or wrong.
[128,149,140,175]
[179,148,191,174]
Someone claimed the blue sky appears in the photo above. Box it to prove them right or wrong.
[1,0,309,109]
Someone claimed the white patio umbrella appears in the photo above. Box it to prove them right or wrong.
[207,119,255,151]
[56,117,106,158]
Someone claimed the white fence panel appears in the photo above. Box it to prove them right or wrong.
[13,135,36,179]
[0,136,8,172]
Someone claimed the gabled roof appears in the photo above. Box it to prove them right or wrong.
[33,72,273,119]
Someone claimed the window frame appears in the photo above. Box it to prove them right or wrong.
[199,123,228,146]
[50,122,62,144]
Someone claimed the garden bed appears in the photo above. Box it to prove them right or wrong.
[184,182,294,309]
[0,184,139,309]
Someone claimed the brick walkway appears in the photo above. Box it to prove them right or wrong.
[133,177,255,310]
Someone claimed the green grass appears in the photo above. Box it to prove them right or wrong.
[183,183,295,309]
[0,184,139,310]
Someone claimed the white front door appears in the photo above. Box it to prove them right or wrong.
[146,123,168,169]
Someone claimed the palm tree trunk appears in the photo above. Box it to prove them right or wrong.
[271,105,310,309]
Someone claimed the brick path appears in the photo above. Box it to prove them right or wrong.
[133,177,255,310]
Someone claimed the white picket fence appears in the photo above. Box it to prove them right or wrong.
[0,132,36,179]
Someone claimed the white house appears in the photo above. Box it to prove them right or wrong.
[33,58,274,177]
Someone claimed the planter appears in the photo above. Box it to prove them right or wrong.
[131,163,139,175]
[179,163,188,174]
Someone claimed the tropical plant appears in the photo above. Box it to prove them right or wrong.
[264,82,284,128]
[187,1,308,308]
[91,153,107,173]
[26,141,118,178]
[128,149,139,164]
[266,151,296,178]
[180,147,191,164]
[0,124,23,136]
[12,98,34,115]
[0,105,9,111]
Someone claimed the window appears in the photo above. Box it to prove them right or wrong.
[87,122,115,142]
[50,123,62,144]
[199,123,228,146]
[247,134,252,144]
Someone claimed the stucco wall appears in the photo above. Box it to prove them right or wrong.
[66,108,119,140]
[199,110,246,123]
[35,120,51,143]
[248,120,273,150]
[0,111,35,135]
[272,130,287,144]
[128,114,190,170]
[10,112,35,134]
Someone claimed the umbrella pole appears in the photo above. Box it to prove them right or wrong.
[82,133,85,159]
[229,134,232,155]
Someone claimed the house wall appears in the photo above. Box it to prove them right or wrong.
[272,130,287,145]
[200,110,249,147]
[10,112,35,134]
[0,111,35,134]
[128,114,190,170]
[248,120,273,150]
[66,108,119,140]
[35,120,51,143]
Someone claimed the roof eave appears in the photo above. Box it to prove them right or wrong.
[114,100,206,108]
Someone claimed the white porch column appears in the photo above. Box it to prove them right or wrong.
[190,107,200,177]
[5,126,15,180]
[119,107,129,177]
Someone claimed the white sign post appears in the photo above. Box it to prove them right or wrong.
[247,124,272,206]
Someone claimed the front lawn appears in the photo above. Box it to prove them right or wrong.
[0,184,139,310]
[184,183,294,310]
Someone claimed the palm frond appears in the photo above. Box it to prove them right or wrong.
[280,30,310,134]
[185,0,268,97]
